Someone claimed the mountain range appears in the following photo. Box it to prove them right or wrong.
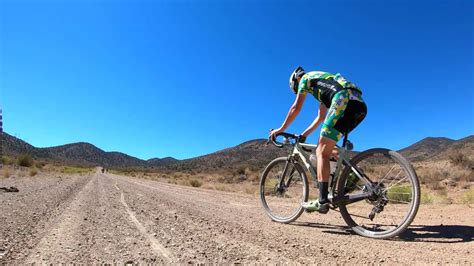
[1,132,176,168]
[1,132,473,169]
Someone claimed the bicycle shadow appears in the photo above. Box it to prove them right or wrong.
[290,222,474,243]
[398,225,474,243]
[290,221,355,236]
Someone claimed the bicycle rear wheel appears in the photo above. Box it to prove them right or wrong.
[337,148,420,239]
[260,157,309,223]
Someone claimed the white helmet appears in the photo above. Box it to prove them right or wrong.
[289,66,305,93]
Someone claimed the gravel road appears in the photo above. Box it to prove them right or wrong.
[1,172,473,264]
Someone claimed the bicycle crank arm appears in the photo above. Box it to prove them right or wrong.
[333,192,369,205]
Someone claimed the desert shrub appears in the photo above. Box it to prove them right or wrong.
[1,156,7,165]
[236,166,246,175]
[35,161,46,169]
[421,192,434,204]
[418,168,446,190]
[421,191,450,204]
[243,184,257,195]
[2,168,11,178]
[190,179,202,187]
[29,169,38,176]
[449,152,466,165]
[449,152,474,168]
[62,166,92,174]
[217,175,235,183]
[462,188,474,204]
[17,154,34,167]
[214,184,232,192]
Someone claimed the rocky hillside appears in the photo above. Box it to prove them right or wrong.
[2,131,472,169]
[163,135,474,171]
[1,132,176,168]
[431,135,474,161]
[2,132,36,155]
[400,136,473,161]
[161,139,295,172]
[147,157,179,166]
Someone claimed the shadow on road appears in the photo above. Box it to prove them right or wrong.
[290,222,474,243]
[399,225,474,243]
[290,221,356,236]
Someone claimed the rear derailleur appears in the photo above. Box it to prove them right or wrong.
[366,183,388,221]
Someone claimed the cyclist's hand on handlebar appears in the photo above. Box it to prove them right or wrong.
[268,128,282,141]
[297,135,307,143]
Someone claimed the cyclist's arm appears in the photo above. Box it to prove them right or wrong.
[301,103,327,137]
[276,93,306,132]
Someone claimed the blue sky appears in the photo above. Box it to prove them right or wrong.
[1,0,472,160]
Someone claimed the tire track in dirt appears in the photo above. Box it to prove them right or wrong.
[110,174,297,263]
[119,191,173,262]
[110,174,474,264]
[2,173,473,264]
[23,174,170,264]
[0,174,91,263]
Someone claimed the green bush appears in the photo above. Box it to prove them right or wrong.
[387,185,412,203]
[18,154,34,167]
[462,188,474,204]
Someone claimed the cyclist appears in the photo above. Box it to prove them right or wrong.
[269,66,367,213]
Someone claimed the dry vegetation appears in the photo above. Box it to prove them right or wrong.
[0,154,95,179]
[111,166,262,195]
[110,148,473,204]
[3,136,472,204]
[413,154,473,204]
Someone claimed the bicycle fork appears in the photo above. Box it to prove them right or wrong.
[277,157,296,190]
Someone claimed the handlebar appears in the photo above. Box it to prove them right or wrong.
[267,132,301,148]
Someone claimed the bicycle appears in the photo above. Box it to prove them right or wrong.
[259,132,420,239]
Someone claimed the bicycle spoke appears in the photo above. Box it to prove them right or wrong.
[383,175,408,192]
[378,165,397,184]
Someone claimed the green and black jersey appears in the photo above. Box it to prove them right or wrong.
[297,71,362,108]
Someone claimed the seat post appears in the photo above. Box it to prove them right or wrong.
[342,134,348,148]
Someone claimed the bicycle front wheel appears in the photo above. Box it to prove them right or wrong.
[337,148,420,239]
[260,157,309,223]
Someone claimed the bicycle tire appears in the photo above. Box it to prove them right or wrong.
[337,148,420,239]
[260,157,309,223]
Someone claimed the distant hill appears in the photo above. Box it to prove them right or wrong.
[2,132,36,155]
[2,131,473,169]
[399,137,455,161]
[147,157,179,167]
[399,136,473,161]
[161,139,293,171]
[163,135,474,171]
[431,135,474,161]
[1,132,177,168]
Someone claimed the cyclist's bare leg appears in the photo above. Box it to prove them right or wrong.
[316,136,337,204]
[316,136,337,182]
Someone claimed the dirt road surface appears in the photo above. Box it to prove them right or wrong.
[1,173,473,264]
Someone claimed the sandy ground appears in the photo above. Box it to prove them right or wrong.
[0,172,473,264]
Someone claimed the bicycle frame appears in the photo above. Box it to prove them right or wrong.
[282,140,375,207]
